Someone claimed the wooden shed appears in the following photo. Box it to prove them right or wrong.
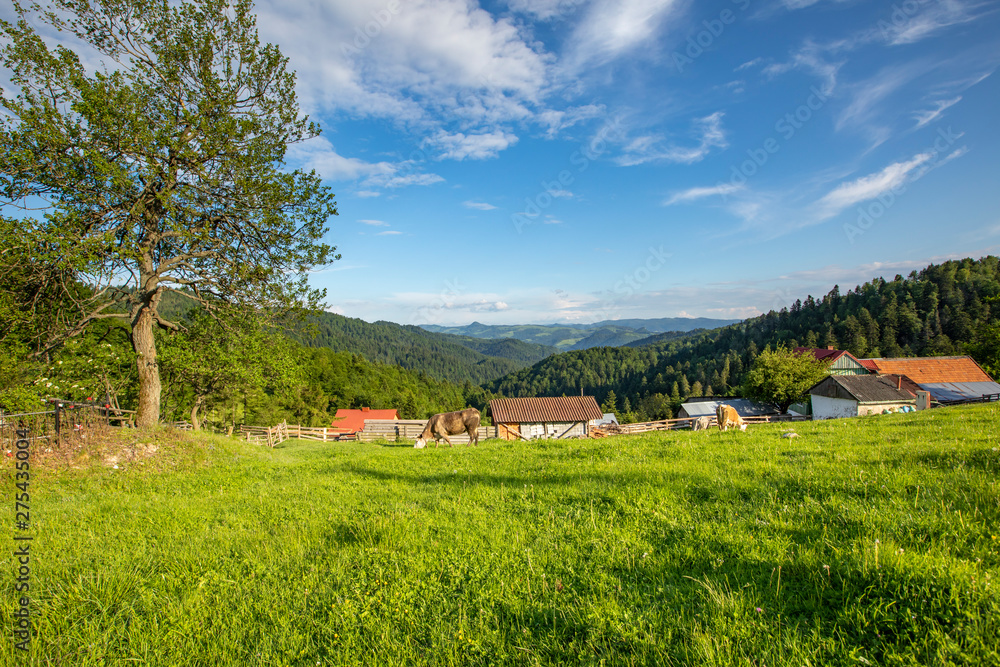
[489,396,603,441]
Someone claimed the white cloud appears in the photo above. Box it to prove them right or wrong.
[288,138,445,190]
[429,130,519,161]
[763,39,844,96]
[616,112,727,166]
[463,201,498,210]
[735,57,763,72]
[569,0,685,67]
[377,230,403,236]
[359,219,389,226]
[256,0,551,159]
[913,96,962,128]
[355,190,382,198]
[882,0,982,45]
[816,153,932,220]
[664,184,744,206]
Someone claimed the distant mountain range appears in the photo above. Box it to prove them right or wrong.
[419,317,741,351]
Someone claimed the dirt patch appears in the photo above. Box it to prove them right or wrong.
[2,418,202,472]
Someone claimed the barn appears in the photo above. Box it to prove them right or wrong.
[807,374,916,419]
[859,356,1000,404]
[489,396,603,441]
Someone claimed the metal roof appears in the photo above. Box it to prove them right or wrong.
[918,382,1000,402]
[809,374,915,404]
[860,356,994,384]
[678,398,780,418]
[489,396,603,423]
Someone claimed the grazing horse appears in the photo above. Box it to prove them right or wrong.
[414,408,481,448]
[716,404,747,432]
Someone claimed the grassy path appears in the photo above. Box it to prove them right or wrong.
[3,404,999,665]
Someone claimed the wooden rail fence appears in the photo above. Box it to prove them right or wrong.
[357,419,498,444]
[239,421,289,447]
[591,413,811,437]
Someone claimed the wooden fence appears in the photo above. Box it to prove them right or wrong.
[357,419,499,444]
[239,421,290,447]
[591,413,811,437]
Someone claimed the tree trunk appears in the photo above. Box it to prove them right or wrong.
[131,288,162,428]
[190,395,205,431]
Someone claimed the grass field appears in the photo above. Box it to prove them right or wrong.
[3,404,999,666]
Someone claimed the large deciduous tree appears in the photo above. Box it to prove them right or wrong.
[0,0,338,427]
[742,346,829,413]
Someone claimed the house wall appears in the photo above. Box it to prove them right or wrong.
[811,395,858,419]
[519,422,586,439]
[858,401,916,416]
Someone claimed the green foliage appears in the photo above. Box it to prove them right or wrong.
[16,404,1000,664]
[742,346,830,411]
[301,312,550,385]
[1,0,338,425]
[158,310,301,429]
[967,321,1000,380]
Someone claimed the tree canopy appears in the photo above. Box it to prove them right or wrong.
[0,0,338,426]
[741,347,829,412]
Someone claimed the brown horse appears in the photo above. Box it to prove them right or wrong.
[414,408,481,448]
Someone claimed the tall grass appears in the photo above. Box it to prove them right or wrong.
[2,404,999,666]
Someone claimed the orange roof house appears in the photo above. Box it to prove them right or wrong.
[330,407,399,435]
[860,356,1000,403]
[861,356,993,384]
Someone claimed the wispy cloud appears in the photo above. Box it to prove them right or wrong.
[815,152,932,220]
[616,112,728,166]
[569,0,685,68]
[764,39,844,96]
[913,96,962,128]
[463,200,498,210]
[288,138,445,190]
[664,183,744,206]
[359,219,389,227]
[882,0,985,45]
[377,230,403,236]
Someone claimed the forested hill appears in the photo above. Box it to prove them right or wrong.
[490,256,1000,421]
[297,311,556,385]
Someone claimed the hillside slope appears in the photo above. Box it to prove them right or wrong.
[300,312,553,385]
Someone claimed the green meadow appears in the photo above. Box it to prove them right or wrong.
[3,404,999,666]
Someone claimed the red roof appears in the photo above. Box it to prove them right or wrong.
[794,346,861,365]
[861,356,994,384]
[858,358,880,372]
[331,408,399,433]
[489,396,603,424]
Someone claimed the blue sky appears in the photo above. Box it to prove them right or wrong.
[11,0,1000,326]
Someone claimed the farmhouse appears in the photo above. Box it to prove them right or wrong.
[677,397,780,420]
[859,356,1000,404]
[330,407,399,437]
[489,396,603,440]
[808,374,916,419]
[794,346,870,375]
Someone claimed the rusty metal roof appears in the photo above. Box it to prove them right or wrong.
[862,356,994,384]
[489,396,603,423]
